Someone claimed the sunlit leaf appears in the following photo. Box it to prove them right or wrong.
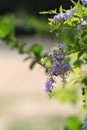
[54,86,78,104]
[40,56,52,68]
[39,9,57,14]
[59,5,63,13]
[65,116,82,130]
[73,67,81,75]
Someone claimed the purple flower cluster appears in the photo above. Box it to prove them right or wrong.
[44,77,55,92]
[81,0,87,6]
[77,18,87,30]
[53,9,75,22]
[48,45,71,76]
[82,118,87,130]
[44,43,72,93]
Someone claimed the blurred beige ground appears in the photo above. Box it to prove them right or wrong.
[0,36,81,130]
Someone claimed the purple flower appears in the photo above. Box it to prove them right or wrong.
[51,49,58,59]
[44,77,55,92]
[47,68,53,74]
[61,61,72,72]
[53,15,60,22]
[77,24,82,30]
[44,42,72,93]
[53,9,75,22]
[51,49,65,59]
[58,13,64,19]
[52,60,60,75]
[57,43,65,50]
[53,13,65,22]
[57,52,65,59]
[47,60,61,76]
[52,60,72,76]
[63,13,69,19]
[82,118,87,130]
[81,0,87,6]
[67,9,75,17]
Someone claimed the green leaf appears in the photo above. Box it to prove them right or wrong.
[0,15,15,38]
[73,59,83,67]
[74,1,87,17]
[78,50,85,59]
[26,44,43,57]
[65,17,79,27]
[83,52,87,63]
[40,56,52,68]
[39,9,57,14]
[81,76,87,85]
[29,61,36,69]
[74,1,82,16]
[54,86,78,104]
[73,67,81,75]
[71,52,79,61]
[71,0,77,5]
[65,116,82,130]
[0,23,12,38]
[59,5,63,13]
[74,76,84,84]
[65,57,71,64]
[18,41,26,54]
[61,28,79,53]
[23,56,30,61]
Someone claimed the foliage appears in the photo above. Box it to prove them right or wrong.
[65,116,82,130]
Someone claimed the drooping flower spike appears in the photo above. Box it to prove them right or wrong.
[44,43,72,93]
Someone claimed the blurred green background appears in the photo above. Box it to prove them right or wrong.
[0,0,75,36]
